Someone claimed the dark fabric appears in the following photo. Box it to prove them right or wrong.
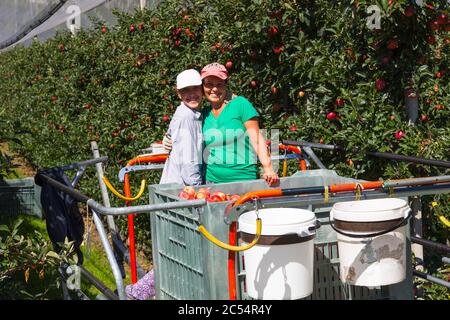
[35,168,84,265]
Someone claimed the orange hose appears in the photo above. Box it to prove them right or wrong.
[124,173,138,284]
[279,144,306,171]
[329,181,383,193]
[228,222,237,300]
[124,153,168,284]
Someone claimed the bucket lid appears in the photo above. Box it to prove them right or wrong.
[331,198,409,222]
[238,208,316,236]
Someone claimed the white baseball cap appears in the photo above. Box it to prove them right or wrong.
[176,69,202,89]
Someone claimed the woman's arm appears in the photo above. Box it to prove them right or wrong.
[244,119,279,186]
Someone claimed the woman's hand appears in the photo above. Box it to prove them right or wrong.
[262,167,280,187]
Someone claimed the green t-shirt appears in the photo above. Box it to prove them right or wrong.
[202,96,259,183]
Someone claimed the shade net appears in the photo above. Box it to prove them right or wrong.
[0,0,160,51]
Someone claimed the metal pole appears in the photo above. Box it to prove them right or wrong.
[91,209,126,300]
[384,176,450,188]
[367,151,450,169]
[90,142,116,231]
[411,236,450,255]
[413,270,450,289]
[302,146,327,169]
[36,172,207,216]
[282,139,342,151]
[410,197,424,271]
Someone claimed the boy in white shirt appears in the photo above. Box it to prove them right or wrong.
[159,69,203,186]
[126,69,203,300]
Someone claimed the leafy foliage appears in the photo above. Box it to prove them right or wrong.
[0,0,448,290]
[0,217,75,299]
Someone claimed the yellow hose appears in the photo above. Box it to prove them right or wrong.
[198,218,262,252]
[282,159,287,177]
[102,176,146,201]
[439,216,450,228]
[432,201,450,228]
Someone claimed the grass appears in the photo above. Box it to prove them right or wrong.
[79,239,133,299]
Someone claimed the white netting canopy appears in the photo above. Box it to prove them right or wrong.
[0,0,160,51]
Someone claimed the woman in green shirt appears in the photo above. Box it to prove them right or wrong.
[200,63,279,186]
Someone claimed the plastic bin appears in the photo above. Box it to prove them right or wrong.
[0,178,41,218]
[148,169,413,300]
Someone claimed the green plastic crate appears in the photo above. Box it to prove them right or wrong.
[149,169,413,300]
[0,178,41,218]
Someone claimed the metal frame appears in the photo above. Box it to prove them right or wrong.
[37,141,449,300]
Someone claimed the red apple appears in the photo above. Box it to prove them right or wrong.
[289,125,297,131]
[138,23,144,30]
[387,39,399,50]
[271,86,279,95]
[101,26,107,33]
[175,40,181,46]
[375,78,386,91]
[268,25,279,36]
[198,188,210,197]
[196,192,207,199]
[162,115,170,122]
[420,114,428,122]
[436,71,443,78]
[225,60,233,69]
[404,6,415,17]
[326,112,337,120]
[129,24,135,32]
[437,13,447,25]
[178,191,190,200]
[183,186,196,198]
[250,80,257,88]
[335,98,345,107]
[272,47,283,55]
[426,35,436,45]
[208,195,222,202]
[213,191,226,201]
[430,21,440,32]
[395,130,405,140]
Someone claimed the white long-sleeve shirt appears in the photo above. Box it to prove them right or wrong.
[159,103,203,186]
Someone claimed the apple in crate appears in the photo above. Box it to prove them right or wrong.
[214,191,227,201]
[208,194,223,202]
[178,191,191,200]
[183,186,196,199]
[196,192,207,199]
[197,187,210,197]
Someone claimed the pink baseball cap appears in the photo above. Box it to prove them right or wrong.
[201,63,228,80]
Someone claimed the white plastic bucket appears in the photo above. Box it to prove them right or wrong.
[238,208,317,300]
[330,198,411,287]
